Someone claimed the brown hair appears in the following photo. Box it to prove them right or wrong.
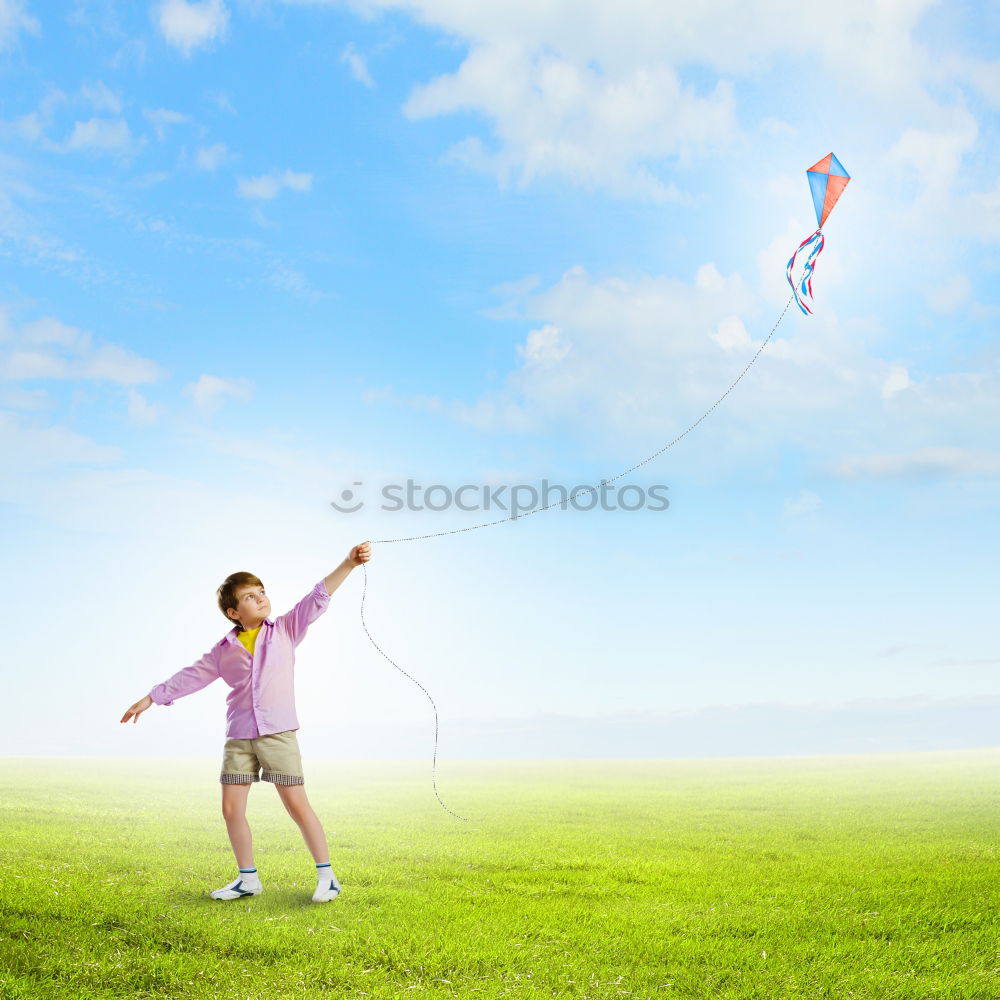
[217,572,264,624]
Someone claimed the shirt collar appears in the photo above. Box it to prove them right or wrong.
[225,618,274,643]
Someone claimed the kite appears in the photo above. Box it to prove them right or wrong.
[786,152,851,315]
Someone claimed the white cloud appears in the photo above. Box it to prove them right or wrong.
[0,411,123,475]
[183,373,254,414]
[1,344,160,384]
[515,324,570,365]
[341,42,374,87]
[195,141,231,170]
[248,205,276,229]
[870,104,1000,264]
[267,262,321,300]
[155,0,229,57]
[134,170,171,187]
[80,81,123,115]
[366,0,937,89]
[126,388,162,425]
[835,447,1000,480]
[0,312,162,385]
[4,89,67,144]
[78,343,162,383]
[373,258,1000,477]
[0,385,50,409]
[965,178,1000,244]
[403,45,726,200]
[2,351,71,380]
[709,316,752,351]
[275,170,311,192]
[269,0,993,240]
[111,38,148,71]
[62,117,134,153]
[877,370,1000,444]
[22,315,88,348]
[144,106,190,140]
[207,90,236,114]
[881,364,912,400]
[884,109,979,206]
[239,175,279,199]
[925,275,971,313]
[237,169,313,200]
[284,0,973,200]
[783,489,822,518]
[483,274,541,320]
[0,0,39,51]
[419,262,768,437]
[6,84,141,155]
[943,54,1000,107]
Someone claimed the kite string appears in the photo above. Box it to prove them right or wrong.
[357,289,798,821]
[358,559,469,821]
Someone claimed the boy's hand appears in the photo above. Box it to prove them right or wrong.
[348,541,372,567]
[120,695,153,724]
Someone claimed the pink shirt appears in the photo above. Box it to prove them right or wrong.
[148,580,331,739]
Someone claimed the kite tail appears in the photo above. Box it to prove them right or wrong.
[786,228,825,315]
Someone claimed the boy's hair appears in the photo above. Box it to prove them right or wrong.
[217,572,264,624]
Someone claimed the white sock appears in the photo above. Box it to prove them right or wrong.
[316,862,337,884]
[237,867,260,887]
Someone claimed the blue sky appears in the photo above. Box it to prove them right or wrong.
[2,0,997,760]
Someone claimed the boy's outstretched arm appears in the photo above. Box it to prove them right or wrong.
[324,541,372,596]
[120,647,222,723]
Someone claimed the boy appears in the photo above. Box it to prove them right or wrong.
[120,541,372,903]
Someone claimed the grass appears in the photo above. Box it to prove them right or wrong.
[1,750,998,999]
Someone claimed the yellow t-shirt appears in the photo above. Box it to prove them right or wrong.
[237,626,261,657]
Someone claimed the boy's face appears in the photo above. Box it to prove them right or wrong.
[228,585,271,628]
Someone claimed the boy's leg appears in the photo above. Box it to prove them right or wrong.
[275,784,329,864]
[276,784,342,901]
[221,781,254,869]
[256,732,327,860]
[257,731,339,898]
[220,738,261,870]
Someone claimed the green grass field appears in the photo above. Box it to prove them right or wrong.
[2,750,997,999]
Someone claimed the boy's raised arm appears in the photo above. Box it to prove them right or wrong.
[278,542,372,647]
[323,541,372,596]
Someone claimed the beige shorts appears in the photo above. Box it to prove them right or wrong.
[220,730,304,786]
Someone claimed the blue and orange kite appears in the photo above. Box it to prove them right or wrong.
[786,152,850,315]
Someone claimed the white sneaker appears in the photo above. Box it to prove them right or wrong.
[312,873,342,903]
[210,876,264,901]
